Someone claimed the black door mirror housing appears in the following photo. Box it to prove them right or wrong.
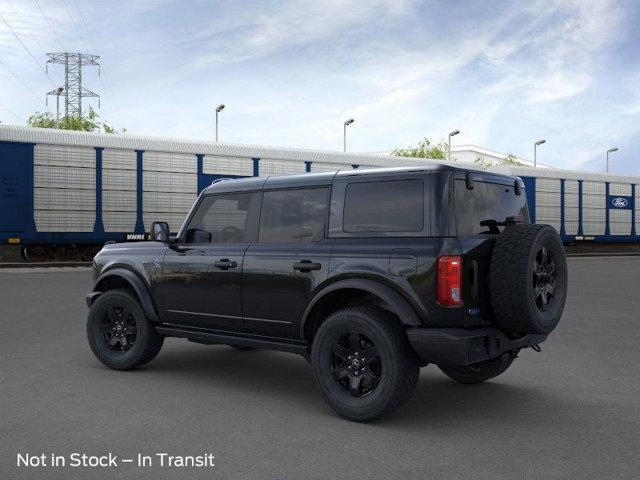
[151,221,170,242]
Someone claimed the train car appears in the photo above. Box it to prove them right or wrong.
[2,124,639,261]
[489,165,640,244]
[0,125,428,261]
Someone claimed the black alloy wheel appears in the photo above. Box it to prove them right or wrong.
[331,331,382,398]
[87,289,164,370]
[311,306,419,422]
[101,305,137,352]
[489,224,567,334]
[532,246,556,312]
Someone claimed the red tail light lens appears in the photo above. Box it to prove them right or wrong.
[437,256,462,307]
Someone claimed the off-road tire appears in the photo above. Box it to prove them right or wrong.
[489,224,567,334]
[438,352,516,384]
[87,289,164,370]
[311,306,419,422]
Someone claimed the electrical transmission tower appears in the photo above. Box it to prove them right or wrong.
[46,53,100,118]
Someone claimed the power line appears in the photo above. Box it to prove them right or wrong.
[0,12,57,88]
[33,0,66,52]
[0,57,46,105]
[69,0,125,128]
[0,102,24,122]
[71,0,97,48]
[5,0,65,85]
[60,0,90,52]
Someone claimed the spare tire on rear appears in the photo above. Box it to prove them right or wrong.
[489,224,567,335]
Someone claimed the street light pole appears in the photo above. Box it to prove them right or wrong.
[343,118,355,152]
[215,104,225,142]
[534,139,546,167]
[448,130,460,162]
[606,147,618,173]
[55,87,63,127]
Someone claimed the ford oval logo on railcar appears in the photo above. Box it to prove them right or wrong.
[611,197,629,208]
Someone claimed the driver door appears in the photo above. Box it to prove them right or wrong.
[160,192,260,332]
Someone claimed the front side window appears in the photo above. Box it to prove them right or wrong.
[259,188,328,243]
[343,179,424,232]
[184,193,255,243]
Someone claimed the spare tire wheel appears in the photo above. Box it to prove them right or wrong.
[489,224,567,335]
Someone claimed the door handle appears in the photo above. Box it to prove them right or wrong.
[214,259,238,270]
[293,260,321,272]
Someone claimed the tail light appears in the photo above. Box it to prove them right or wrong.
[437,256,462,307]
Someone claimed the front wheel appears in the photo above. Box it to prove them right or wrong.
[311,306,419,422]
[87,289,164,370]
[438,352,516,384]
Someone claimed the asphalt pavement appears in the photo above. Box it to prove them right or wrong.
[1,257,640,479]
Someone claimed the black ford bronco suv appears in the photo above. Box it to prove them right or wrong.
[86,165,567,421]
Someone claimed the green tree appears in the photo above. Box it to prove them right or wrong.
[474,156,494,169]
[474,153,523,169]
[27,107,124,133]
[391,138,449,160]
[502,153,522,166]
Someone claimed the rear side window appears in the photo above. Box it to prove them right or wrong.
[455,180,529,235]
[259,188,328,243]
[343,180,424,232]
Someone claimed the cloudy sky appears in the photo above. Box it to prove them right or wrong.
[1,0,639,173]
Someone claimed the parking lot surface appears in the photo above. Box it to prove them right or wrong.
[1,257,640,479]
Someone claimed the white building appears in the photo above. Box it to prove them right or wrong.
[450,145,553,169]
[369,145,553,169]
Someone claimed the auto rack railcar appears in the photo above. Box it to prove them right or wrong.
[2,125,639,260]
[489,165,640,244]
[0,125,424,260]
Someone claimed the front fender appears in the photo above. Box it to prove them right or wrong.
[89,267,160,323]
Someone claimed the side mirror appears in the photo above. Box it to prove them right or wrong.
[151,222,170,242]
[465,172,475,190]
[514,178,524,196]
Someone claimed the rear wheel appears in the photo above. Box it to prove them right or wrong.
[87,289,164,370]
[438,352,516,384]
[311,306,419,422]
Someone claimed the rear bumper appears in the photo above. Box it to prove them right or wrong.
[406,326,547,367]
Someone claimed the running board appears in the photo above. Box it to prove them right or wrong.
[156,325,309,356]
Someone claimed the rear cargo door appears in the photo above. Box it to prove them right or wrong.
[0,142,28,232]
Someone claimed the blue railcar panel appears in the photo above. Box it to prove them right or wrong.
[607,194,634,209]
[577,180,584,236]
[135,150,144,234]
[521,176,536,223]
[94,147,104,234]
[632,184,637,237]
[559,179,566,237]
[3,132,640,247]
[0,142,29,233]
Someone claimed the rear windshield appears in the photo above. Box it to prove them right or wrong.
[455,180,529,235]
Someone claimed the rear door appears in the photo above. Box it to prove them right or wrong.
[0,142,29,232]
[242,187,333,338]
[453,172,530,317]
